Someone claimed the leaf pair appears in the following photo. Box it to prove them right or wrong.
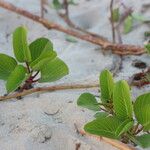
[111,8,133,34]
[29,38,68,82]
[100,70,133,121]
[77,70,114,111]
[85,117,133,139]
[0,26,69,93]
[112,8,150,34]
[0,54,26,93]
[78,70,133,120]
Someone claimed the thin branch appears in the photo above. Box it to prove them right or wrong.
[115,6,133,30]
[25,62,31,73]
[40,0,44,18]
[132,123,139,135]
[116,26,122,44]
[135,126,144,135]
[0,83,99,101]
[32,71,39,79]
[110,0,116,43]
[59,9,108,39]
[32,78,40,83]
[100,107,109,113]
[79,130,135,150]
[110,55,123,76]
[40,0,48,18]
[115,5,133,43]
[98,102,112,108]
[0,1,145,55]
[59,0,105,39]
[58,0,75,28]
[59,0,77,28]
[63,0,69,17]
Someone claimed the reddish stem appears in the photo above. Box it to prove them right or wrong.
[135,126,144,135]
[25,62,31,73]
[32,71,39,79]
[32,79,40,83]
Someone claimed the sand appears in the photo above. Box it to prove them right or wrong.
[0,0,149,149]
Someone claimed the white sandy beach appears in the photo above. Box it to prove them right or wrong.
[0,0,150,149]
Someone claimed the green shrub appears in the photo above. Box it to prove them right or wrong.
[0,26,69,93]
[77,70,150,148]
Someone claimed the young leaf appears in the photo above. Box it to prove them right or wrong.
[13,26,31,62]
[29,37,53,62]
[124,16,133,34]
[145,44,150,54]
[144,31,150,38]
[39,58,69,82]
[132,13,149,22]
[52,0,62,9]
[112,8,120,22]
[77,93,100,111]
[65,35,78,43]
[99,70,114,103]
[113,80,133,120]
[30,51,57,71]
[84,116,129,139]
[0,54,17,80]
[6,65,27,93]
[94,112,109,119]
[135,134,150,148]
[134,93,150,131]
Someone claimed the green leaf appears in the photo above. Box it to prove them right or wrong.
[94,112,109,119]
[6,65,27,93]
[39,58,69,82]
[30,51,57,71]
[113,80,133,120]
[52,0,62,9]
[84,116,129,139]
[68,0,77,5]
[65,35,78,43]
[116,119,134,136]
[132,13,150,22]
[29,38,53,62]
[99,70,114,103]
[134,93,150,131]
[124,16,133,34]
[13,26,31,62]
[145,44,150,54]
[29,38,56,71]
[112,8,120,22]
[135,134,150,148]
[144,31,150,38]
[0,54,17,80]
[77,93,100,111]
